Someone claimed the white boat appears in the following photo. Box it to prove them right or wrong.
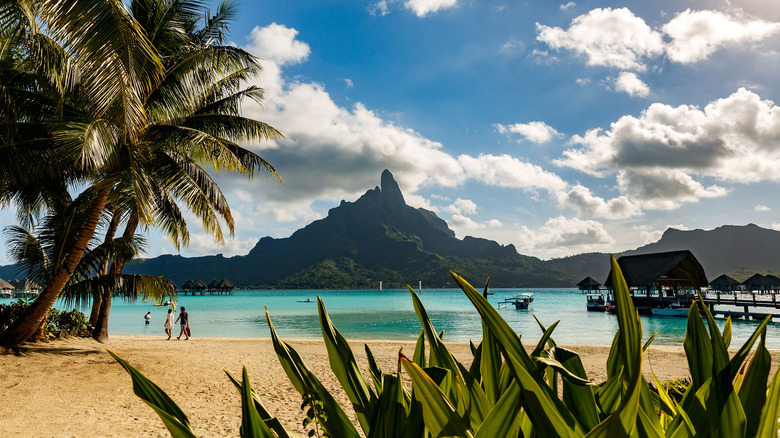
[586,293,607,311]
[651,303,689,317]
[498,292,534,310]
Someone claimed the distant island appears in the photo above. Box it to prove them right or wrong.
[2,170,779,289]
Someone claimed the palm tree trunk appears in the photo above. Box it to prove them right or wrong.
[0,188,111,348]
[92,214,139,343]
[89,211,122,327]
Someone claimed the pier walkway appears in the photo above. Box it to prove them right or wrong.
[700,291,780,321]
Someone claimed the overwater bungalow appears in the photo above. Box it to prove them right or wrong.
[742,274,775,292]
[604,250,708,313]
[577,276,601,292]
[207,279,220,291]
[0,278,13,298]
[217,278,235,292]
[191,279,207,291]
[180,279,194,292]
[709,274,741,292]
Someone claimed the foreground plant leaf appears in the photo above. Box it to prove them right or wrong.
[107,350,197,438]
[265,308,360,438]
[317,297,377,434]
[400,353,474,438]
[239,366,276,438]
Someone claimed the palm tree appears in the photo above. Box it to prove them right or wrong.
[4,201,175,334]
[0,0,282,347]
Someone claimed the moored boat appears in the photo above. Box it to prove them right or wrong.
[651,302,690,317]
[498,292,534,310]
[586,293,607,311]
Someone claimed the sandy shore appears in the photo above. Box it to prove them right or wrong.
[1,335,776,437]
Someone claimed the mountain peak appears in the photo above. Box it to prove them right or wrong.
[380,169,406,208]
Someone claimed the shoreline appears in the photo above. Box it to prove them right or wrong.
[2,335,777,437]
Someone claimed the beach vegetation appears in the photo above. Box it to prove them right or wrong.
[0,298,88,336]
[110,255,780,437]
[0,0,281,347]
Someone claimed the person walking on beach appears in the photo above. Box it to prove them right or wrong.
[144,312,151,325]
[175,307,189,340]
[164,308,175,340]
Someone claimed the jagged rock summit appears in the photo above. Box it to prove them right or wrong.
[120,169,543,288]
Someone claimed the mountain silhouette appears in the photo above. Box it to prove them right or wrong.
[117,170,559,288]
[2,171,779,288]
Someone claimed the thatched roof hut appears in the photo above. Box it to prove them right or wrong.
[191,279,207,290]
[577,277,601,291]
[217,278,234,291]
[743,273,780,291]
[207,279,220,291]
[0,278,13,290]
[604,250,708,290]
[181,279,194,290]
[709,274,740,291]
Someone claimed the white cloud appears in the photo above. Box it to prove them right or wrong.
[557,88,780,209]
[576,78,591,85]
[536,7,664,71]
[557,185,641,219]
[444,198,478,215]
[515,216,615,257]
[404,0,458,17]
[245,23,310,66]
[755,204,772,212]
[772,222,780,231]
[637,224,688,244]
[186,234,260,257]
[368,0,390,16]
[560,2,576,11]
[343,78,354,88]
[458,154,568,192]
[612,72,650,97]
[537,8,780,70]
[664,9,780,64]
[495,121,562,144]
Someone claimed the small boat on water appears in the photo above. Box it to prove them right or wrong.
[586,293,608,311]
[498,292,534,310]
[651,302,689,317]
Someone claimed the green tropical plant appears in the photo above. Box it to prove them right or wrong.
[110,255,780,437]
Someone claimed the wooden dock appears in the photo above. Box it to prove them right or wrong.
[700,291,780,320]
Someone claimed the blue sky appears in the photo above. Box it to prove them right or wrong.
[3,0,780,265]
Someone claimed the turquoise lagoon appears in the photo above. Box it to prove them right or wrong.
[3,288,779,348]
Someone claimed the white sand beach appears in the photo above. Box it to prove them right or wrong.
[1,335,775,437]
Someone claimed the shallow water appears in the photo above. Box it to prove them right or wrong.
[3,288,779,348]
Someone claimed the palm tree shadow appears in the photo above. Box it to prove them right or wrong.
[3,342,102,357]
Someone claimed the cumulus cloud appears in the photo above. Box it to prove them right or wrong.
[495,121,562,144]
[664,9,780,64]
[444,198,478,215]
[536,7,780,70]
[557,185,641,219]
[245,23,310,66]
[556,88,780,209]
[536,7,664,71]
[515,216,615,257]
[611,72,650,97]
[404,0,458,17]
[458,154,568,192]
[754,204,771,212]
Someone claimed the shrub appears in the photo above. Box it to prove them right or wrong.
[0,299,88,336]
